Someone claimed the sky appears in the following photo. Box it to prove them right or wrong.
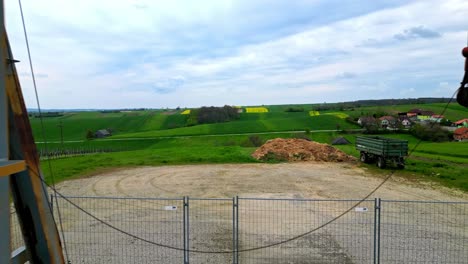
[5,0,468,109]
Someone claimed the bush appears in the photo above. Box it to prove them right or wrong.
[285,107,304,112]
[194,105,240,124]
[410,123,452,142]
[241,135,264,147]
[362,122,380,134]
[186,109,199,126]
[85,130,94,140]
[439,119,452,126]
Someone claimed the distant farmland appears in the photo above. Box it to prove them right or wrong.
[30,108,358,141]
[31,102,468,191]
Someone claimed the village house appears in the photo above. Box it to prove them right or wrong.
[400,118,412,128]
[407,109,435,121]
[357,116,376,126]
[429,114,445,123]
[379,116,397,129]
[453,127,468,141]
[454,118,468,127]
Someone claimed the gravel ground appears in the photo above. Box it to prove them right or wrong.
[11,163,468,263]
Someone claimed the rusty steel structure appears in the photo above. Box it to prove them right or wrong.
[0,0,65,262]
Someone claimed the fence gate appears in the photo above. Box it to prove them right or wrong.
[9,196,467,264]
[379,200,468,263]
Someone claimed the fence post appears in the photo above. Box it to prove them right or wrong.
[373,198,381,264]
[377,198,381,264]
[236,196,239,264]
[373,198,376,264]
[183,196,190,264]
[232,196,239,264]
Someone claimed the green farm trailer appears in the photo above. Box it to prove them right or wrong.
[356,136,408,169]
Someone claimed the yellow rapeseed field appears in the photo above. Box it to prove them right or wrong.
[323,112,348,119]
[181,110,191,115]
[246,107,268,113]
[309,111,320,116]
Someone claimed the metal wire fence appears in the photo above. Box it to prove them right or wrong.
[9,196,468,264]
[379,200,468,264]
[9,207,25,252]
[237,198,375,264]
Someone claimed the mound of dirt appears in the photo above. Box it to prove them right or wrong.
[252,138,357,162]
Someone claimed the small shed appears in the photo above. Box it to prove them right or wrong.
[331,137,351,145]
[95,129,111,138]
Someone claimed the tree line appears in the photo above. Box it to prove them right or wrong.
[187,105,240,126]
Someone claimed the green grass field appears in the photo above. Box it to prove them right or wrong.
[345,102,466,121]
[31,110,359,141]
[31,110,188,141]
[37,132,468,192]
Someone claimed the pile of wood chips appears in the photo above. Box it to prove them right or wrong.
[252,138,357,162]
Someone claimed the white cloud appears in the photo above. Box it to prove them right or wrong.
[4,0,468,108]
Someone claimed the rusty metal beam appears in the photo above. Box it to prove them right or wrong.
[0,1,11,262]
[4,28,65,264]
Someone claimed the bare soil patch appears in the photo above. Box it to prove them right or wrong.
[251,138,357,162]
[56,163,465,200]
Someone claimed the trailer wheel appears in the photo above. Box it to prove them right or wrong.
[397,157,405,169]
[377,156,386,169]
[360,152,368,163]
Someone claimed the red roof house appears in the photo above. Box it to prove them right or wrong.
[453,127,468,141]
[454,119,468,127]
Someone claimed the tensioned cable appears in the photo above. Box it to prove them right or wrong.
[17,0,70,260]
[28,90,458,254]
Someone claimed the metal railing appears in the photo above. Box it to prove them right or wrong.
[10,196,468,264]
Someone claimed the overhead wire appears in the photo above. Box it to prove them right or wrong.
[16,0,70,261]
[13,0,462,255]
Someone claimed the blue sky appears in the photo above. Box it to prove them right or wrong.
[5,0,468,109]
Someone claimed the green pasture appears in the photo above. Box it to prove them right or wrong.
[346,102,466,121]
[30,102,468,192]
[30,102,466,142]
[37,131,468,191]
[100,112,357,139]
[30,111,187,141]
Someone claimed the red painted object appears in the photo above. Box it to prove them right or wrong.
[457,47,468,107]
[463,47,468,58]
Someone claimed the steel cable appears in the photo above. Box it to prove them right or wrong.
[17,0,70,260]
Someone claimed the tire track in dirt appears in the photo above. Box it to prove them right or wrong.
[59,163,467,201]
[91,176,106,196]
[149,173,175,196]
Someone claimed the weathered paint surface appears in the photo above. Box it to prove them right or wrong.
[4,30,65,263]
